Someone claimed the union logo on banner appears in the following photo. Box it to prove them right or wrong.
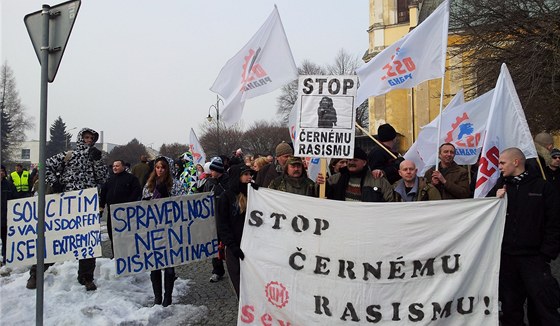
[240,47,272,92]
[444,112,481,156]
[380,47,417,87]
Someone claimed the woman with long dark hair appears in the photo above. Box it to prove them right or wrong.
[142,156,185,306]
[216,164,254,299]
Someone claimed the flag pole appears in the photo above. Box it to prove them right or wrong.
[435,75,446,171]
[434,0,450,172]
[355,123,397,159]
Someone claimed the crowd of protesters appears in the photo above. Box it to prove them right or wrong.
[1,124,560,325]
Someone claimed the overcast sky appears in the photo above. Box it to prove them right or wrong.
[1,0,369,149]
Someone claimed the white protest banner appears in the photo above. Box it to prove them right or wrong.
[210,6,298,126]
[6,188,102,267]
[288,97,322,180]
[356,0,449,104]
[189,128,206,166]
[405,89,495,175]
[239,187,506,325]
[474,63,537,198]
[111,192,217,276]
[295,75,358,159]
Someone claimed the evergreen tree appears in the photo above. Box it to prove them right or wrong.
[1,102,14,162]
[46,116,72,157]
[0,62,33,163]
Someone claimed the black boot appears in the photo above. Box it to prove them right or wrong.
[150,271,162,305]
[162,272,175,307]
[26,265,37,289]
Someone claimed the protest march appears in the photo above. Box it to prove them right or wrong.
[2,0,560,325]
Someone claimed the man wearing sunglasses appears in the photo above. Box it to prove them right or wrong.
[545,148,560,193]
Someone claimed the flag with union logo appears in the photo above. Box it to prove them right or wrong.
[405,89,496,175]
[355,0,449,105]
[473,64,537,198]
[210,6,298,126]
[189,128,206,166]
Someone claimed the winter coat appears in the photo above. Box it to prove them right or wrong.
[255,162,282,188]
[545,166,560,194]
[393,177,441,202]
[100,171,142,211]
[367,143,402,185]
[489,172,560,260]
[141,156,186,199]
[45,128,108,192]
[326,166,394,202]
[216,165,250,251]
[424,162,470,199]
[269,174,317,197]
[1,177,18,225]
[203,173,230,199]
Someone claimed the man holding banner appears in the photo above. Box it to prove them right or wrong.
[26,128,108,291]
[317,147,393,202]
[424,143,470,200]
[490,148,560,325]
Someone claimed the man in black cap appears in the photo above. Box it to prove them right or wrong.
[317,147,393,202]
[269,156,317,197]
[367,123,402,184]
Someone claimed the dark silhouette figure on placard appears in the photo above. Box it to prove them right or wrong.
[317,96,337,128]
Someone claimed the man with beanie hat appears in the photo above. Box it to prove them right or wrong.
[317,147,393,202]
[203,157,230,282]
[255,141,293,187]
[367,123,403,184]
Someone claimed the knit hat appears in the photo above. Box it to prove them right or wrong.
[551,148,560,158]
[377,123,397,142]
[275,142,293,157]
[353,147,368,161]
[203,162,212,174]
[209,157,225,173]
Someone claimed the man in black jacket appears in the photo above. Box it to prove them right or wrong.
[491,147,560,325]
[1,165,18,265]
[100,160,142,256]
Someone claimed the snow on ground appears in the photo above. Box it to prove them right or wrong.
[0,258,208,325]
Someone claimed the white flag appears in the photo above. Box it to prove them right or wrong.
[473,64,537,198]
[355,0,449,104]
[405,89,495,175]
[210,6,298,126]
[189,128,206,166]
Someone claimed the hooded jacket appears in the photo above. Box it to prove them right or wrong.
[216,164,252,251]
[45,128,108,192]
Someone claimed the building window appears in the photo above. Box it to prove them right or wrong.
[397,0,410,24]
[21,149,30,160]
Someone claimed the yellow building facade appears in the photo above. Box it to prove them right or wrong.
[364,0,466,152]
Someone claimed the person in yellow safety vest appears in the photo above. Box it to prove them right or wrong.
[10,163,31,198]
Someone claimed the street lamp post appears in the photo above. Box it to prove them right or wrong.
[206,95,224,155]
